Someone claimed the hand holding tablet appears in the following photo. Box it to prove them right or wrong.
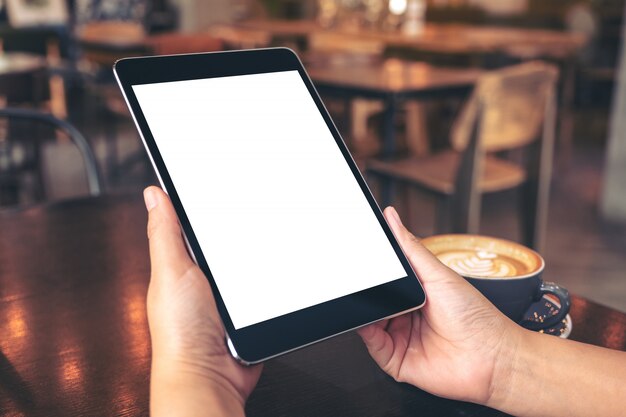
[143,185,262,416]
[114,48,426,364]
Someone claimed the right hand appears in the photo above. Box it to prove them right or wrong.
[358,207,522,406]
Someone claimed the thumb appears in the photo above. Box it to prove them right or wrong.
[144,186,195,280]
[383,206,458,284]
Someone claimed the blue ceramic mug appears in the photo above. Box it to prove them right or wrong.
[421,234,570,332]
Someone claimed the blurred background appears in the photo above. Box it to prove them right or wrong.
[0,0,625,311]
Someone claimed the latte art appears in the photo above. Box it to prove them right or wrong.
[437,250,526,278]
[421,234,543,280]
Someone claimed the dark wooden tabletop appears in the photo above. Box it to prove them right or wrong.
[1,195,625,416]
[307,58,484,98]
[305,57,482,161]
[233,19,587,59]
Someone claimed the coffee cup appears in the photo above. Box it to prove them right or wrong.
[420,234,570,331]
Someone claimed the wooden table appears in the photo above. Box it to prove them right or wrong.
[1,195,625,416]
[232,19,587,60]
[308,58,483,157]
[76,18,587,66]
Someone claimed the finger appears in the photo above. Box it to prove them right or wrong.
[384,206,458,284]
[144,186,195,280]
[357,323,396,372]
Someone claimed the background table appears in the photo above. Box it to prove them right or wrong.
[1,195,625,416]
[232,19,587,60]
[307,58,483,158]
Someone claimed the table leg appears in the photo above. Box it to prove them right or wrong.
[341,96,352,148]
[378,177,395,209]
[557,60,576,169]
[405,101,430,157]
[382,97,398,159]
[380,97,398,207]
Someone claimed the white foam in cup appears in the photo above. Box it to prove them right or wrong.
[420,234,544,279]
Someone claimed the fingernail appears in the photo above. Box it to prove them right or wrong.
[389,207,403,227]
[144,188,158,211]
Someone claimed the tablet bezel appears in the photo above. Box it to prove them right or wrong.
[114,48,425,364]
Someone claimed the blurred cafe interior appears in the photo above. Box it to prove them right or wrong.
[1,0,626,415]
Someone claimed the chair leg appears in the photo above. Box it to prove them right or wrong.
[397,182,410,225]
[380,176,395,209]
[435,196,450,234]
[364,169,378,201]
[450,197,465,233]
[0,179,19,206]
[449,192,481,235]
[466,192,481,235]
[365,171,396,215]
[104,113,118,184]
[33,146,47,202]
[406,186,418,234]
[519,180,538,250]
[398,183,420,233]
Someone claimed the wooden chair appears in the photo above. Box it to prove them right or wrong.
[0,108,102,208]
[367,61,559,251]
[0,26,71,118]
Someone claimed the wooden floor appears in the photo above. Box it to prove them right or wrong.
[52,103,626,313]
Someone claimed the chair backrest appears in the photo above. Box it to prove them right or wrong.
[449,61,559,251]
[0,108,102,208]
[450,61,559,153]
[0,26,72,59]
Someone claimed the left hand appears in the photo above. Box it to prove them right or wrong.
[144,186,262,417]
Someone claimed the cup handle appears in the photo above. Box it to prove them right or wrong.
[520,282,571,332]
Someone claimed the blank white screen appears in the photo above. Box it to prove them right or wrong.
[133,70,407,329]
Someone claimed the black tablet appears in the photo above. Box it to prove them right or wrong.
[114,48,425,364]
